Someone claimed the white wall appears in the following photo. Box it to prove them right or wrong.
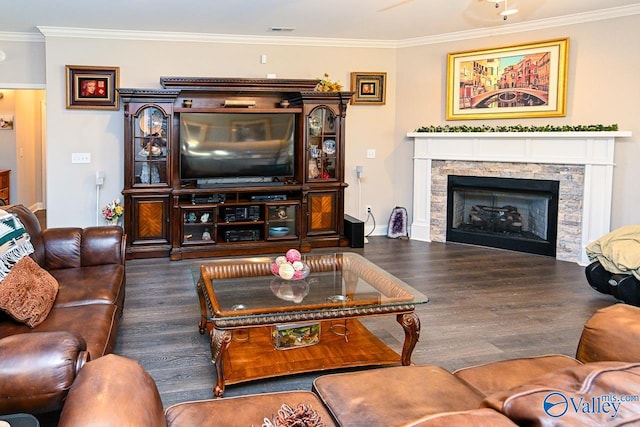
[2,13,639,233]
[0,39,46,88]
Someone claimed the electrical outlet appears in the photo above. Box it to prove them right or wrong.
[366,205,372,214]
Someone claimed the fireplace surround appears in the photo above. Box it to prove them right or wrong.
[407,131,631,264]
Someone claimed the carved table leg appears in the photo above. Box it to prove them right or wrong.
[196,278,208,334]
[397,312,420,366]
[210,328,232,397]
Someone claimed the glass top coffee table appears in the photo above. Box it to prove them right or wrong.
[192,252,429,397]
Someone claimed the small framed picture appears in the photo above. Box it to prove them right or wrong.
[350,72,386,105]
[66,65,120,110]
[0,115,13,130]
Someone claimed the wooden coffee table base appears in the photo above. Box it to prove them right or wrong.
[208,317,415,397]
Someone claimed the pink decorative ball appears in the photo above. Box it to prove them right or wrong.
[270,263,280,276]
[286,248,302,263]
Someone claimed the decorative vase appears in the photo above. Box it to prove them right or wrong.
[105,218,120,226]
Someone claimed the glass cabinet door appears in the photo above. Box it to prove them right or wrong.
[307,107,338,181]
[182,207,216,245]
[133,106,169,186]
[266,203,298,239]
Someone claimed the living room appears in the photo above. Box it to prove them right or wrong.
[1,2,640,426]
[0,3,638,233]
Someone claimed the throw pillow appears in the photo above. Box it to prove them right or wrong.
[0,209,35,280]
[0,256,59,327]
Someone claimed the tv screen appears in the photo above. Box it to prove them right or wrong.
[180,113,296,184]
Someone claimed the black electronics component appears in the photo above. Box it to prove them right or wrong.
[250,194,287,201]
[191,193,226,204]
[224,229,260,242]
[222,206,261,222]
[344,214,365,248]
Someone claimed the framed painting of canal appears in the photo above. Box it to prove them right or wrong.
[446,38,569,120]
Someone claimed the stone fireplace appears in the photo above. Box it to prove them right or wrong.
[407,131,631,264]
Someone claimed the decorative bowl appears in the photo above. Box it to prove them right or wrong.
[270,261,310,281]
[270,278,310,303]
[269,226,290,237]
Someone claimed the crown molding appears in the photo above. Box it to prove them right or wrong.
[397,4,640,47]
[0,31,44,42]
[0,83,46,89]
[35,26,398,49]
[0,4,635,48]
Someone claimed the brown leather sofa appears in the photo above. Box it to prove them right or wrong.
[0,204,125,422]
[58,303,640,426]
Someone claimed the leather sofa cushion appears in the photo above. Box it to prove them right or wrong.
[576,303,640,363]
[404,408,518,426]
[50,264,125,308]
[42,227,124,270]
[313,365,483,427]
[165,391,337,427]
[59,354,166,427]
[0,256,59,327]
[483,361,640,426]
[0,303,118,358]
[0,331,87,414]
[454,354,581,397]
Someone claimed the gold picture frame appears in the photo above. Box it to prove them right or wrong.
[446,38,569,120]
[66,65,120,110]
[350,72,386,105]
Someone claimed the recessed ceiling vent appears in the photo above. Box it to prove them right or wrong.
[269,27,296,32]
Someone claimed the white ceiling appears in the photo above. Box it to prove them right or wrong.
[2,0,640,42]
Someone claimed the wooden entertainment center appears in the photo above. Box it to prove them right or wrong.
[119,78,353,260]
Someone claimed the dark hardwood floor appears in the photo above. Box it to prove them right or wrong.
[114,237,614,408]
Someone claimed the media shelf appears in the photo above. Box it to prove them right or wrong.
[182,206,216,245]
[173,197,302,259]
[119,78,352,260]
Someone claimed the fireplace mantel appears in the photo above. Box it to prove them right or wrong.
[407,131,631,265]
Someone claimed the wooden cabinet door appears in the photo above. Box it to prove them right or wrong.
[130,195,170,246]
[307,191,338,235]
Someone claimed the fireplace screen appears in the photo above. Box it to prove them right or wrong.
[446,176,559,257]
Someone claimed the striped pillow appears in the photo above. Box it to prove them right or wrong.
[0,209,35,281]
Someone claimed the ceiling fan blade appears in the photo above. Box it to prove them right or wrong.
[378,0,414,12]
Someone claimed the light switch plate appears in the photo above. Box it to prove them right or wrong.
[71,153,91,163]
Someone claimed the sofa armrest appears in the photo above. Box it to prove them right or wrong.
[42,226,125,270]
[0,331,89,415]
[576,303,640,363]
[58,354,166,427]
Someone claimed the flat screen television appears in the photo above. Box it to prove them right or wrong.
[180,112,296,186]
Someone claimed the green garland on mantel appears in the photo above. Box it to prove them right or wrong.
[415,124,619,133]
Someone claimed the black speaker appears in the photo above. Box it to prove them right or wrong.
[344,214,364,248]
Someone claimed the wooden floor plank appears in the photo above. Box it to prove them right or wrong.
[115,237,614,406]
